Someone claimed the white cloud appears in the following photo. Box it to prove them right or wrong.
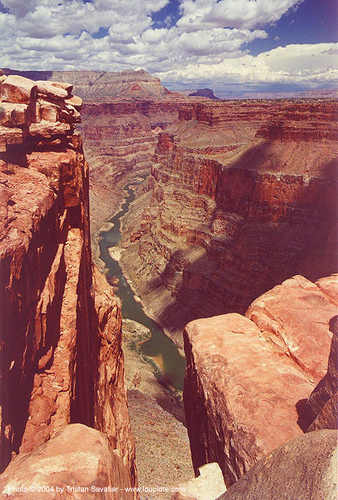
[178,0,304,30]
[156,43,338,88]
[0,0,336,90]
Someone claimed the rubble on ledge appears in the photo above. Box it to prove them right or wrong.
[0,69,83,153]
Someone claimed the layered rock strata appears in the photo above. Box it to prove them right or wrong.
[80,101,185,239]
[119,99,337,347]
[183,275,337,487]
[0,72,136,490]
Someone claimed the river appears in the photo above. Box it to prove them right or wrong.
[99,178,186,391]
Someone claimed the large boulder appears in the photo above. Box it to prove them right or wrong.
[183,275,337,486]
[218,430,337,500]
[1,75,37,104]
[0,424,134,499]
[245,274,336,381]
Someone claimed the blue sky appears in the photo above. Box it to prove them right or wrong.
[0,0,337,91]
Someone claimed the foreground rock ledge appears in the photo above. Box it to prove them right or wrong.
[219,429,337,500]
[0,424,134,499]
[0,71,136,495]
[183,274,337,486]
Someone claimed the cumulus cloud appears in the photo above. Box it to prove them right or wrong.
[157,43,338,88]
[0,0,336,90]
[177,0,304,30]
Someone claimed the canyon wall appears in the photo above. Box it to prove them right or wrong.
[2,69,176,102]
[183,274,338,487]
[0,72,136,492]
[80,100,186,239]
[119,98,337,347]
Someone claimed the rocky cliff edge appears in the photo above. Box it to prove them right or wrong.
[0,70,137,497]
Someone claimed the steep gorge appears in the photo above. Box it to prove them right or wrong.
[118,99,337,348]
[1,69,337,499]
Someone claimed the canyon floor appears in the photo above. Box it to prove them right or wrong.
[122,321,194,499]
[91,176,195,497]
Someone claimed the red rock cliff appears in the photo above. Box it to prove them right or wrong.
[118,99,337,347]
[0,71,136,491]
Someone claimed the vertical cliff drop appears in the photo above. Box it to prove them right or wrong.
[0,71,136,495]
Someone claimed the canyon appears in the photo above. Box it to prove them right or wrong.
[0,68,337,499]
[117,98,337,349]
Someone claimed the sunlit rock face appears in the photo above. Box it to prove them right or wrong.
[118,98,337,347]
[183,274,337,487]
[0,424,135,500]
[0,71,136,492]
[218,430,337,500]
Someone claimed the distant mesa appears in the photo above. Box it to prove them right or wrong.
[2,67,180,103]
[189,88,219,99]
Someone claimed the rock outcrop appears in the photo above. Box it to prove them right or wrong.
[0,424,134,499]
[183,275,337,487]
[0,71,136,491]
[219,430,337,500]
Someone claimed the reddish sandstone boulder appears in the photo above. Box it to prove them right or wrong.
[316,274,338,305]
[36,81,69,101]
[1,75,37,104]
[184,313,313,486]
[65,95,83,111]
[245,275,336,381]
[0,424,134,499]
[0,125,24,151]
[0,103,27,126]
[183,275,337,487]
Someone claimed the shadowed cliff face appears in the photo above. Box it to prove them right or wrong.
[0,73,136,491]
[117,99,338,347]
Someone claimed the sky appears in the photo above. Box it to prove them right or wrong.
[0,0,337,92]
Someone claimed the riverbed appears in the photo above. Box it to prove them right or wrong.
[99,178,186,391]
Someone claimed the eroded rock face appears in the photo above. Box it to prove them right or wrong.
[219,430,337,500]
[80,100,184,238]
[183,275,337,487]
[118,98,338,348]
[0,72,136,491]
[0,424,134,499]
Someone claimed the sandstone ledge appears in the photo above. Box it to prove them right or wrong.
[0,72,83,153]
[0,424,134,499]
[183,274,337,487]
[0,72,136,494]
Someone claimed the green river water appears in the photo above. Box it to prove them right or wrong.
[99,179,186,391]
